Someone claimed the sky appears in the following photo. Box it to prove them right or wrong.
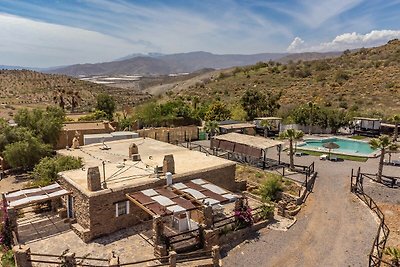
[1,0,400,67]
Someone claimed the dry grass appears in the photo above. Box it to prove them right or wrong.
[168,40,400,117]
[0,70,151,119]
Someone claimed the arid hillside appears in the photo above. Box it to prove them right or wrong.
[0,70,151,118]
[167,40,400,116]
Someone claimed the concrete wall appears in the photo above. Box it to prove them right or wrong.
[59,162,237,241]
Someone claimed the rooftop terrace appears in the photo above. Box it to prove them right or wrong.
[58,138,234,195]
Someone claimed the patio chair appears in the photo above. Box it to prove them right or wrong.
[320,154,328,160]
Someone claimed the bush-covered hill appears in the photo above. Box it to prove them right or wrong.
[168,40,400,117]
[0,70,151,118]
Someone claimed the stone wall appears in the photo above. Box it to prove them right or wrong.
[58,178,91,229]
[59,162,237,242]
[137,126,199,144]
[56,122,113,149]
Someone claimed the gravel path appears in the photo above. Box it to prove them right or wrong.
[222,151,395,267]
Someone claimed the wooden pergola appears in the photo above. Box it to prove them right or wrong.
[211,133,284,168]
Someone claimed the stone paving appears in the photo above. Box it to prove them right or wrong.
[27,222,155,266]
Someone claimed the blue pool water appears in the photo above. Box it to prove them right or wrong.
[298,138,376,156]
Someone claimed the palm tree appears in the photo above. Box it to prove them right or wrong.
[280,129,304,170]
[204,120,219,139]
[390,114,400,141]
[369,135,398,182]
[384,247,400,267]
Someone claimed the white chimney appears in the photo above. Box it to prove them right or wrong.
[165,172,172,186]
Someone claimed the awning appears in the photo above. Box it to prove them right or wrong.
[4,183,70,209]
[127,179,238,217]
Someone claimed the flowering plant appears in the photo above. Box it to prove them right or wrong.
[233,199,253,230]
[0,201,12,249]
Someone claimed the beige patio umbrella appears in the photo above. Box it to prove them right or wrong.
[323,142,340,159]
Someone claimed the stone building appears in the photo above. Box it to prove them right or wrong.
[56,121,114,149]
[57,138,237,242]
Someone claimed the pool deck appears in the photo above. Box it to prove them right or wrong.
[297,136,378,158]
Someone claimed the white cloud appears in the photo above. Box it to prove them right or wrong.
[287,37,305,52]
[287,30,400,52]
[0,13,143,67]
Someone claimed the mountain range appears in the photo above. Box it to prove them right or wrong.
[45,51,342,77]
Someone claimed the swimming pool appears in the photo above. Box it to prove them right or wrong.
[297,137,377,157]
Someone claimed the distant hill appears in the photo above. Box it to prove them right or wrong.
[48,51,342,77]
[0,70,150,119]
[277,51,343,63]
[48,51,285,76]
[163,40,400,116]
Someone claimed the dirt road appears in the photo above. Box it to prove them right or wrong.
[222,154,382,267]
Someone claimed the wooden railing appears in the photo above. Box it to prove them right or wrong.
[350,168,395,267]
[24,247,218,267]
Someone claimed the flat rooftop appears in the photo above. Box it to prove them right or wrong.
[58,138,234,195]
[213,133,283,150]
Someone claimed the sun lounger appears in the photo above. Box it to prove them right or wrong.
[320,154,328,160]
[392,160,400,166]
[329,156,339,162]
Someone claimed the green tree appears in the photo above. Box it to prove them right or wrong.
[96,93,116,120]
[14,107,65,146]
[369,135,398,182]
[326,109,351,133]
[240,89,281,120]
[230,104,247,121]
[389,114,400,141]
[307,101,319,135]
[204,101,231,122]
[3,137,52,170]
[78,110,109,121]
[279,129,304,170]
[32,156,82,186]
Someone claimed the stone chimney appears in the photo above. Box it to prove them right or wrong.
[162,154,175,174]
[87,166,101,191]
[129,143,141,161]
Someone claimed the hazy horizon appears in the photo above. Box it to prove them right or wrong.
[1,0,400,67]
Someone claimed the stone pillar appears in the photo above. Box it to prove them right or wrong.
[203,205,213,229]
[163,154,175,174]
[153,216,164,245]
[129,143,141,161]
[13,245,32,267]
[169,251,177,267]
[212,245,221,267]
[64,252,76,267]
[87,166,101,192]
[153,216,168,259]
[109,252,120,267]
[204,229,219,250]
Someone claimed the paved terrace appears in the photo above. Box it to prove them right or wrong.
[58,138,234,195]
[222,146,400,267]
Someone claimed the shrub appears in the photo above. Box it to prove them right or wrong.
[258,175,283,202]
[3,138,52,170]
[31,156,82,186]
[0,246,15,267]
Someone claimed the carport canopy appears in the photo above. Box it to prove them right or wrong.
[3,183,70,209]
